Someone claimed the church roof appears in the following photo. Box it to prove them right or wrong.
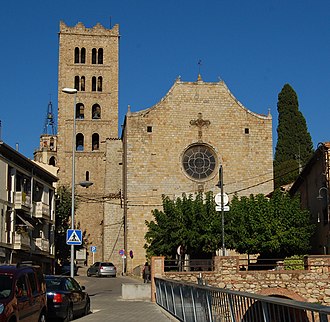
[126,76,271,120]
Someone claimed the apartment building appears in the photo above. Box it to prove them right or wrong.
[0,141,57,273]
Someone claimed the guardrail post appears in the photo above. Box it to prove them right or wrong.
[151,256,165,302]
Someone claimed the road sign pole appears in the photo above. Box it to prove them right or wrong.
[93,252,95,264]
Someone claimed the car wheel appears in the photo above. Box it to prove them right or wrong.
[38,310,46,322]
[84,299,91,316]
[64,305,74,322]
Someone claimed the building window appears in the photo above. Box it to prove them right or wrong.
[81,48,86,64]
[92,77,96,91]
[245,128,249,134]
[81,76,85,91]
[182,144,217,180]
[92,133,100,151]
[97,76,102,92]
[76,133,84,151]
[74,76,85,91]
[76,103,84,119]
[98,48,103,64]
[75,47,86,64]
[147,126,152,133]
[74,76,79,91]
[92,48,97,64]
[92,104,101,119]
[86,171,90,181]
[49,156,56,166]
[74,47,79,63]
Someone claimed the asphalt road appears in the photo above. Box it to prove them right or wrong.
[73,271,177,321]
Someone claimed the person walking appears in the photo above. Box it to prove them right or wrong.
[143,262,150,283]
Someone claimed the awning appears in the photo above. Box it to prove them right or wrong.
[16,214,34,229]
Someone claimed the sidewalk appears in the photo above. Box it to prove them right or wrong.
[75,267,178,322]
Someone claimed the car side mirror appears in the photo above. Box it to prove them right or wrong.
[81,286,85,290]
[16,287,23,298]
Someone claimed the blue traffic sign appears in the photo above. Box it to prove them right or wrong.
[66,229,82,245]
[90,246,97,253]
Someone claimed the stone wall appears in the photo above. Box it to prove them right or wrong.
[154,255,330,305]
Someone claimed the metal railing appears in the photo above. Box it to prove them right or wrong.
[164,259,214,272]
[155,277,330,322]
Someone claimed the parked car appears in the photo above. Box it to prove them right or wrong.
[87,262,117,277]
[0,263,47,322]
[60,261,78,276]
[45,275,90,321]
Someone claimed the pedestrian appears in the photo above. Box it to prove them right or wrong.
[143,262,150,283]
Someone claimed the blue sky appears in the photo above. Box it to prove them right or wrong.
[1,0,329,158]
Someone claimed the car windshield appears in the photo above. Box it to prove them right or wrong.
[0,275,13,298]
[46,278,64,291]
[100,263,113,266]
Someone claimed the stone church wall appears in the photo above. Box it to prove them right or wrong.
[123,78,273,271]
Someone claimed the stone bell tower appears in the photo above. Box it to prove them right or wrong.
[56,21,120,263]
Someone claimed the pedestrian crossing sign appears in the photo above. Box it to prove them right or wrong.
[66,229,82,245]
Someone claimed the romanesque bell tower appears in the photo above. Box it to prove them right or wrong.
[57,21,119,263]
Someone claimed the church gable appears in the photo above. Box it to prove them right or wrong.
[124,77,273,198]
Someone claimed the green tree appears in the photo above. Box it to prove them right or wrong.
[55,186,72,264]
[226,189,314,258]
[144,192,221,259]
[274,84,314,188]
[55,185,90,267]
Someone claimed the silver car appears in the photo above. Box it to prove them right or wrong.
[87,262,117,277]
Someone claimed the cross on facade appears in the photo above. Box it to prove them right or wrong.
[190,113,210,141]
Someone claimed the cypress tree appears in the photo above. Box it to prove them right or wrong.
[274,84,314,188]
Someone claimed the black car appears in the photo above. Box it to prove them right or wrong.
[60,262,78,276]
[45,275,90,321]
[0,263,47,322]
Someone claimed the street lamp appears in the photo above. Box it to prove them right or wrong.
[317,187,329,224]
[62,87,77,278]
[317,187,328,200]
[216,165,225,256]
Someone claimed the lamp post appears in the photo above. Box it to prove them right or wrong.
[62,87,77,278]
[216,165,225,256]
[317,187,329,223]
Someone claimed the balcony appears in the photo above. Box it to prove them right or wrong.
[35,238,50,252]
[14,232,31,250]
[34,202,50,219]
[14,192,31,210]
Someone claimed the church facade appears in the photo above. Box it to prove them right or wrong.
[36,21,273,273]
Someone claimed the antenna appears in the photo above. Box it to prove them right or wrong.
[43,100,56,135]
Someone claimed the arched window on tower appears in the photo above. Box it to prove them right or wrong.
[81,76,85,91]
[74,47,79,63]
[49,137,54,150]
[92,104,101,119]
[76,103,84,119]
[49,156,56,166]
[97,76,102,92]
[92,77,96,91]
[74,76,80,91]
[92,133,100,151]
[92,48,97,64]
[76,133,84,151]
[81,48,86,64]
[85,171,90,181]
[98,48,103,64]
